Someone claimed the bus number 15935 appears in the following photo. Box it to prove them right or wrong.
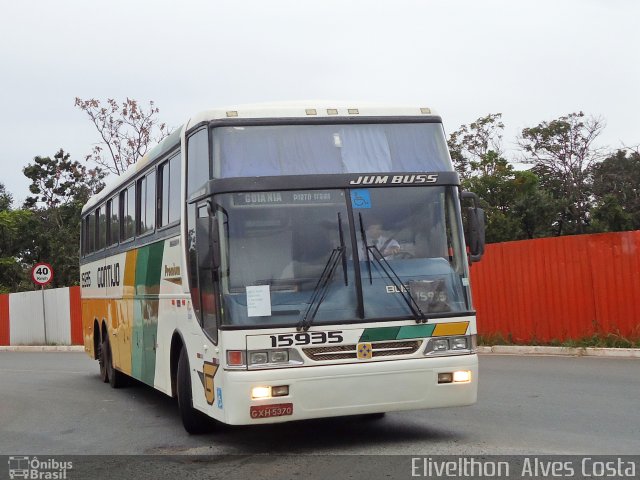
[270,331,343,347]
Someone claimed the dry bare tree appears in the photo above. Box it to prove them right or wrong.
[75,97,171,175]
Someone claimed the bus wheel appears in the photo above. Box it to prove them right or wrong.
[105,336,127,389]
[98,336,109,383]
[177,347,212,434]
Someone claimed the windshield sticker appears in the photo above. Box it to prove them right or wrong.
[350,189,371,209]
[246,285,272,317]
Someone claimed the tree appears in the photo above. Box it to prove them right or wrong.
[23,149,105,210]
[448,113,558,242]
[448,113,504,180]
[0,183,32,293]
[518,112,606,235]
[75,97,171,175]
[0,183,12,211]
[462,152,556,242]
[22,150,106,288]
[590,149,640,232]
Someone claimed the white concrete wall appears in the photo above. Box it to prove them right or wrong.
[9,287,71,345]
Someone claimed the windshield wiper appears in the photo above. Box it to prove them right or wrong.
[297,246,345,331]
[358,212,373,284]
[368,246,427,323]
[338,212,348,286]
[358,215,427,323]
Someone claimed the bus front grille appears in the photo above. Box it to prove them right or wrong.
[302,340,422,361]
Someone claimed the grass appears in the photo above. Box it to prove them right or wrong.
[478,332,640,349]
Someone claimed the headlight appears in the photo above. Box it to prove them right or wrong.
[269,350,289,363]
[233,348,304,370]
[425,335,474,356]
[249,351,269,365]
[451,337,468,350]
[432,339,449,351]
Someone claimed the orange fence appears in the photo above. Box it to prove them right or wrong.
[470,231,640,343]
[4,234,640,346]
[0,294,9,346]
[69,286,83,345]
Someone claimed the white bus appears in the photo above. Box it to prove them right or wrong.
[80,103,485,433]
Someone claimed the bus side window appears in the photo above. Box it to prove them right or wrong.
[87,213,95,254]
[137,170,156,235]
[96,206,106,251]
[159,153,181,227]
[107,195,119,247]
[121,185,135,241]
[187,129,209,198]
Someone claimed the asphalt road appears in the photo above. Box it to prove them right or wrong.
[0,352,638,478]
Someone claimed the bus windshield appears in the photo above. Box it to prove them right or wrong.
[216,186,471,327]
[212,123,453,177]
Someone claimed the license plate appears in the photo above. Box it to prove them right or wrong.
[250,403,293,419]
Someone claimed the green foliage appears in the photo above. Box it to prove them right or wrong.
[449,111,637,243]
[451,115,558,242]
[448,113,504,180]
[0,151,106,293]
[19,150,106,289]
[589,150,640,232]
[0,183,13,212]
[0,185,33,292]
[23,149,105,209]
[478,333,640,348]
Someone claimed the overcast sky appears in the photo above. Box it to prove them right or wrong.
[1,0,638,204]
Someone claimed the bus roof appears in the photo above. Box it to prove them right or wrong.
[82,102,440,214]
[185,101,439,129]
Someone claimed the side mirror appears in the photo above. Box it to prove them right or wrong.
[196,200,220,270]
[461,192,486,262]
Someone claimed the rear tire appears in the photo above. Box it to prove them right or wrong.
[177,347,213,434]
[105,335,127,389]
[98,336,109,383]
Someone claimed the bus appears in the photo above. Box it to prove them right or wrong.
[80,102,485,433]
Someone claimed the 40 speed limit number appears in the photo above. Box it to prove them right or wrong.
[32,263,53,286]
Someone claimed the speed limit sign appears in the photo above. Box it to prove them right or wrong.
[32,263,54,286]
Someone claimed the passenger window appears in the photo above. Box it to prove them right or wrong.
[137,171,156,235]
[97,206,107,251]
[121,185,136,241]
[159,153,181,226]
[107,196,119,246]
[187,129,209,198]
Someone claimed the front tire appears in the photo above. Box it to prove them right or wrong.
[177,347,212,434]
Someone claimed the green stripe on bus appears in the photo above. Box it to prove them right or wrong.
[396,324,436,339]
[359,324,436,342]
[132,242,164,386]
[359,327,400,342]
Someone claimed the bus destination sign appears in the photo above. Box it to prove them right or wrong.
[233,190,337,207]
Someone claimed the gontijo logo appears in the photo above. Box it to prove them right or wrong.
[8,456,73,479]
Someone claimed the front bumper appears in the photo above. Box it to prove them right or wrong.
[218,354,478,425]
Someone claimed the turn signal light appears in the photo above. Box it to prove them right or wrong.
[227,350,245,367]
